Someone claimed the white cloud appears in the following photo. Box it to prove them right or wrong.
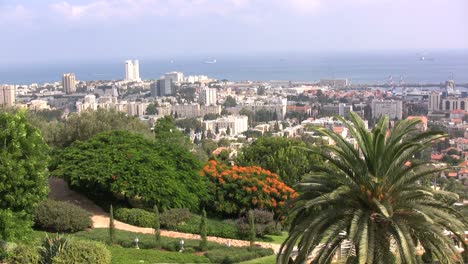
[287,0,321,14]
[0,4,32,26]
[49,0,253,20]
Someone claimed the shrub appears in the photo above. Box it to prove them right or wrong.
[40,234,69,264]
[114,208,154,228]
[201,160,298,219]
[204,247,274,263]
[52,239,111,264]
[236,209,277,238]
[160,208,193,229]
[34,200,91,233]
[7,244,40,264]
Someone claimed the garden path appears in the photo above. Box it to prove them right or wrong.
[48,177,281,253]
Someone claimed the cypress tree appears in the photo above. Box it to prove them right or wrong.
[248,210,256,249]
[199,209,208,251]
[154,205,161,249]
[109,205,115,245]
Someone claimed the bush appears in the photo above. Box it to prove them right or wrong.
[114,208,153,228]
[52,239,111,264]
[160,208,193,228]
[201,160,298,219]
[34,200,91,233]
[7,244,40,264]
[205,247,274,263]
[236,210,277,238]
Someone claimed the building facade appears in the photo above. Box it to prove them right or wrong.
[200,87,217,106]
[203,115,249,136]
[441,97,468,112]
[371,100,403,120]
[428,92,441,111]
[0,85,15,107]
[125,60,141,82]
[62,73,76,94]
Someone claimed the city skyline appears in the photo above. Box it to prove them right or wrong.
[0,0,467,65]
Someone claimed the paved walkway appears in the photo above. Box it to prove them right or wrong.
[48,177,281,253]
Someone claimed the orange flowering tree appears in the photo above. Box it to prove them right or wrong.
[201,160,298,220]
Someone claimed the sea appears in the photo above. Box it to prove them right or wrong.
[0,50,467,85]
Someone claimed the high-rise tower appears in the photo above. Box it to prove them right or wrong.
[62,73,76,94]
[125,60,141,82]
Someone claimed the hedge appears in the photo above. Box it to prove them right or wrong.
[7,244,40,264]
[205,247,274,263]
[114,208,240,239]
[34,200,91,233]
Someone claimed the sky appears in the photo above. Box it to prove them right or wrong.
[0,0,467,64]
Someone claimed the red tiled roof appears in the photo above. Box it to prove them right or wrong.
[448,172,458,177]
[431,153,443,160]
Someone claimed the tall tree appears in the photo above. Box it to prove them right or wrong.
[279,113,467,263]
[199,209,208,251]
[249,210,256,249]
[109,205,115,245]
[154,205,161,249]
[237,137,320,186]
[0,111,49,240]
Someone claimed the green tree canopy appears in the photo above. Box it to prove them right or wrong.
[223,96,237,108]
[0,111,49,240]
[279,113,468,264]
[237,137,319,186]
[28,108,152,148]
[51,130,208,211]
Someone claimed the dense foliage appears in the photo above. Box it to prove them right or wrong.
[236,209,276,238]
[114,208,240,239]
[279,113,468,263]
[237,137,319,186]
[201,160,298,220]
[7,244,40,264]
[52,239,111,264]
[51,130,208,211]
[0,111,49,241]
[28,108,152,148]
[205,247,274,264]
[34,200,91,233]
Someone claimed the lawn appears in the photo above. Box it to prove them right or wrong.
[110,246,210,264]
[262,231,288,244]
[241,255,277,264]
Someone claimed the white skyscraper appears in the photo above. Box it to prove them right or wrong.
[200,87,217,106]
[62,73,76,94]
[125,60,141,82]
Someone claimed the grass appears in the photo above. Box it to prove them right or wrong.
[27,228,274,263]
[240,255,277,264]
[110,246,210,264]
[262,231,288,244]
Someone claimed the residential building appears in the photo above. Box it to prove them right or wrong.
[62,73,76,94]
[338,103,353,118]
[163,72,184,95]
[428,92,441,111]
[371,99,403,120]
[200,87,217,106]
[0,85,15,107]
[125,60,141,82]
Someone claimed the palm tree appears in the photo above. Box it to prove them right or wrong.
[279,113,467,264]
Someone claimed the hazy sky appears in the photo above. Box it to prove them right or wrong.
[1,0,467,64]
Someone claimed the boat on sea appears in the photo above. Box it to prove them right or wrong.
[204,59,217,64]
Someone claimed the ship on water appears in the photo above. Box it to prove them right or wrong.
[204,59,217,64]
